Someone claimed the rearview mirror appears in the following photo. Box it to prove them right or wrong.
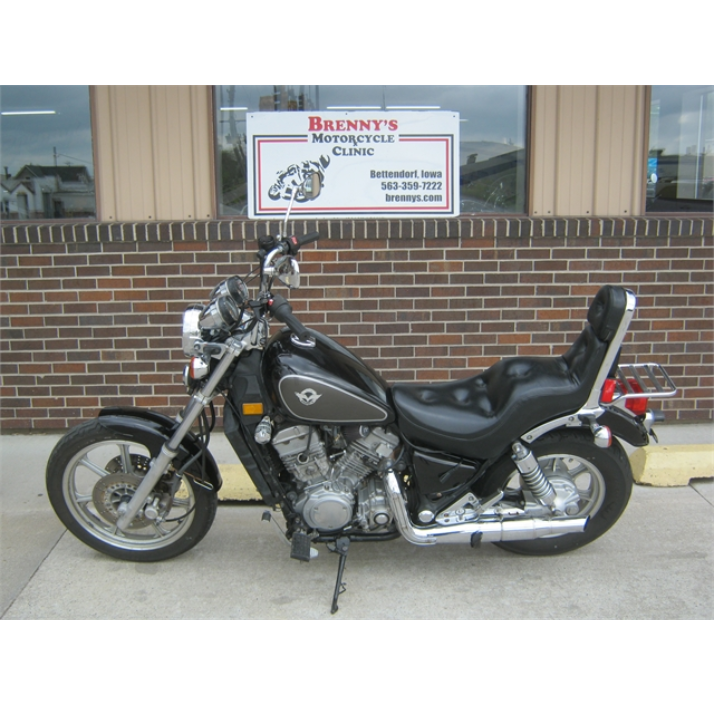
[274,255,301,289]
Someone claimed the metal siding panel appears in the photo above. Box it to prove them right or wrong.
[556,86,574,215]
[150,86,209,220]
[618,86,646,216]
[577,86,597,216]
[530,85,558,216]
[594,86,614,216]
[177,88,197,218]
[631,86,648,216]
[556,86,598,216]
[93,85,213,221]
[607,86,625,215]
[190,86,214,220]
[111,86,156,220]
[150,86,172,219]
[92,86,117,221]
[594,86,644,216]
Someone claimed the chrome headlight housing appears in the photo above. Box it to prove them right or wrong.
[182,304,203,357]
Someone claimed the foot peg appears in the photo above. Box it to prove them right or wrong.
[290,531,313,562]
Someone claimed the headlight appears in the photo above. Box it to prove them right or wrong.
[182,304,203,357]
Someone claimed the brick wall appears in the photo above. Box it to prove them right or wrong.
[1,216,712,430]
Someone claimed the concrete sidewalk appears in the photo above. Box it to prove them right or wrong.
[1,426,712,619]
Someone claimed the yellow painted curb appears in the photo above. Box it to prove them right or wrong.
[218,445,714,497]
[217,463,262,501]
[630,444,714,487]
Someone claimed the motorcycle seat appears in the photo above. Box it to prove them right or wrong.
[391,286,628,461]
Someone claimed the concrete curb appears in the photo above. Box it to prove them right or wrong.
[217,463,261,501]
[216,443,714,500]
[630,444,714,487]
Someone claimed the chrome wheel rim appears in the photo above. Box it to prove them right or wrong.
[62,440,196,551]
[502,453,606,519]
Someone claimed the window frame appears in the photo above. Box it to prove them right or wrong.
[211,85,532,220]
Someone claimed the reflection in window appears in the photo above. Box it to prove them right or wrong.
[647,85,714,213]
[1,85,96,221]
[214,86,527,216]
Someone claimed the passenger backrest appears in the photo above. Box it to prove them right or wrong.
[562,286,628,386]
[587,285,628,342]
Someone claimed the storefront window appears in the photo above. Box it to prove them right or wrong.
[214,85,528,216]
[646,85,714,213]
[1,85,96,221]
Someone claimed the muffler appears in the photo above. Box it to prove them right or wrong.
[383,471,588,546]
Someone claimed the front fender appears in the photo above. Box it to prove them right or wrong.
[97,406,222,490]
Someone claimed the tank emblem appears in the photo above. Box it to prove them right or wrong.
[296,388,322,406]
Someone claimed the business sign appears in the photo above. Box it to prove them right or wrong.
[246,111,459,218]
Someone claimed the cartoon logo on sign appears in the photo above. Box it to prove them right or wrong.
[268,155,330,202]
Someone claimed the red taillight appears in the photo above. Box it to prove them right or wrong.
[624,380,648,416]
[600,378,618,403]
[600,378,648,416]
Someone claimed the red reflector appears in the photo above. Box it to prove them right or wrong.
[601,378,648,416]
[624,379,648,416]
[600,378,617,403]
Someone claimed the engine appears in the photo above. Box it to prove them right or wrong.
[271,424,400,532]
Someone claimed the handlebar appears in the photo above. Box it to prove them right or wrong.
[260,232,321,341]
[267,293,311,342]
[285,231,321,255]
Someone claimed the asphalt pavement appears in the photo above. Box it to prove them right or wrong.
[1,426,712,619]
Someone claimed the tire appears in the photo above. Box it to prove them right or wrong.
[46,419,218,562]
[479,430,633,556]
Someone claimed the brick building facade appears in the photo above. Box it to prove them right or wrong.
[1,214,711,430]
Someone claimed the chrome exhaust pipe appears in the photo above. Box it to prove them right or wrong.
[384,471,588,546]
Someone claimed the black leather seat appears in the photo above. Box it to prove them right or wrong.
[391,286,629,461]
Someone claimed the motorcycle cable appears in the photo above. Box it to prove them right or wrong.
[242,264,261,286]
[161,406,215,524]
[170,404,215,496]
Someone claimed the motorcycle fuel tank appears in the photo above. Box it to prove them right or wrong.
[262,329,395,425]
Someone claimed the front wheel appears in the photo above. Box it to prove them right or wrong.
[46,420,217,562]
[479,431,633,555]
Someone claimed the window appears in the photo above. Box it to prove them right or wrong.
[647,85,714,213]
[214,85,528,216]
[1,85,96,221]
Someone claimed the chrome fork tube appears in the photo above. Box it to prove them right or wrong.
[116,348,238,532]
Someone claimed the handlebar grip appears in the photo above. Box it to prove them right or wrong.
[297,231,321,247]
[285,231,321,255]
[268,294,311,341]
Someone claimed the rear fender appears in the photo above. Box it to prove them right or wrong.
[597,406,650,447]
[97,406,222,490]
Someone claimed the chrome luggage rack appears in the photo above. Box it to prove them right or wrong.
[612,363,678,401]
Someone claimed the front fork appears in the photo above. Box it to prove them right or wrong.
[115,342,241,532]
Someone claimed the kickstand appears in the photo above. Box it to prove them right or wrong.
[330,537,350,614]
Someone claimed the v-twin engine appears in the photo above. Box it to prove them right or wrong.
[271,425,400,532]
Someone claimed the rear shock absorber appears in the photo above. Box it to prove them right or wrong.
[511,442,556,507]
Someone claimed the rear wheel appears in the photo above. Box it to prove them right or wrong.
[479,431,633,555]
[46,420,217,562]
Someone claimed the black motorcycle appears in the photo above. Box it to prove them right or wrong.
[46,174,677,612]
